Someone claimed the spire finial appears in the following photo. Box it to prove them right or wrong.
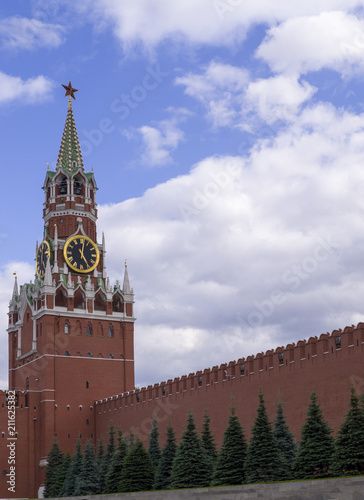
[123,260,131,294]
[12,273,18,300]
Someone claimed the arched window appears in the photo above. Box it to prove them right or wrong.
[109,354,114,359]
[87,323,92,336]
[95,290,106,312]
[65,351,70,356]
[74,178,82,195]
[75,320,82,336]
[55,288,67,308]
[64,321,70,334]
[59,178,67,195]
[108,325,113,338]
[87,352,92,358]
[112,294,124,312]
[74,289,85,309]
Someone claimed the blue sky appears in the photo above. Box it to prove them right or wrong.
[1,1,364,390]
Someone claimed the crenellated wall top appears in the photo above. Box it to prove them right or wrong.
[94,322,364,408]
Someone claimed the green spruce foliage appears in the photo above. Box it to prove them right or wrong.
[44,438,64,498]
[211,406,247,486]
[96,438,105,492]
[245,392,290,483]
[74,440,100,495]
[99,423,116,488]
[154,424,177,490]
[103,430,128,493]
[148,418,161,470]
[53,452,71,497]
[118,438,155,493]
[60,439,83,496]
[96,437,104,465]
[201,410,218,464]
[170,412,211,489]
[331,386,364,476]
[293,392,335,479]
[128,429,136,449]
[273,401,297,467]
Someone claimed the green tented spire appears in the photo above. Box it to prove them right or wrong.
[56,94,84,175]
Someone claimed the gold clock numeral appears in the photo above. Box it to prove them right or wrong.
[80,264,84,270]
[68,256,73,263]
[90,259,95,265]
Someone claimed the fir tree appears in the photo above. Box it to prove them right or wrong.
[170,412,211,489]
[273,401,297,467]
[293,392,335,479]
[148,417,161,471]
[118,438,155,493]
[44,438,64,498]
[201,410,218,465]
[103,430,128,493]
[60,440,83,497]
[211,406,247,486]
[128,429,136,449]
[99,422,116,488]
[245,392,290,483]
[154,424,177,490]
[331,386,364,476]
[53,452,71,497]
[74,440,100,495]
[96,437,104,465]
[96,437,105,491]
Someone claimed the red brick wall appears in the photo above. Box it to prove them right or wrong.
[95,324,364,448]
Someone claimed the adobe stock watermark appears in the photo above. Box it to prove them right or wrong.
[7,390,16,494]
[213,0,243,20]
[178,160,240,221]
[129,397,179,442]
[340,29,364,56]
[225,235,340,353]
[79,65,169,157]
[350,375,364,396]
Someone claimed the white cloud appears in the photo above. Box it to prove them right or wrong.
[176,62,316,128]
[137,119,185,166]
[256,11,364,77]
[81,1,363,51]
[175,61,249,128]
[97,103,364,387]
[245,76,317,124]
[0,16,65,50]
[0,72,54,105]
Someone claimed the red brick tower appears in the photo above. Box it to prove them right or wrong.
[6,83,135,497]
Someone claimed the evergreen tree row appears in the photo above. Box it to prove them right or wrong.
[44,386,364,496]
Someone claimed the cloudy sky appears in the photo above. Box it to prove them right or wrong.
[1,1,364,390]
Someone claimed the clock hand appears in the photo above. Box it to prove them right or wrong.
[79,248,88,264]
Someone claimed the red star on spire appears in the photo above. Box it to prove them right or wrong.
[62,81,78,100]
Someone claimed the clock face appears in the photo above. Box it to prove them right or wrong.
[63,235,100,273]
[36,240,51,279]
